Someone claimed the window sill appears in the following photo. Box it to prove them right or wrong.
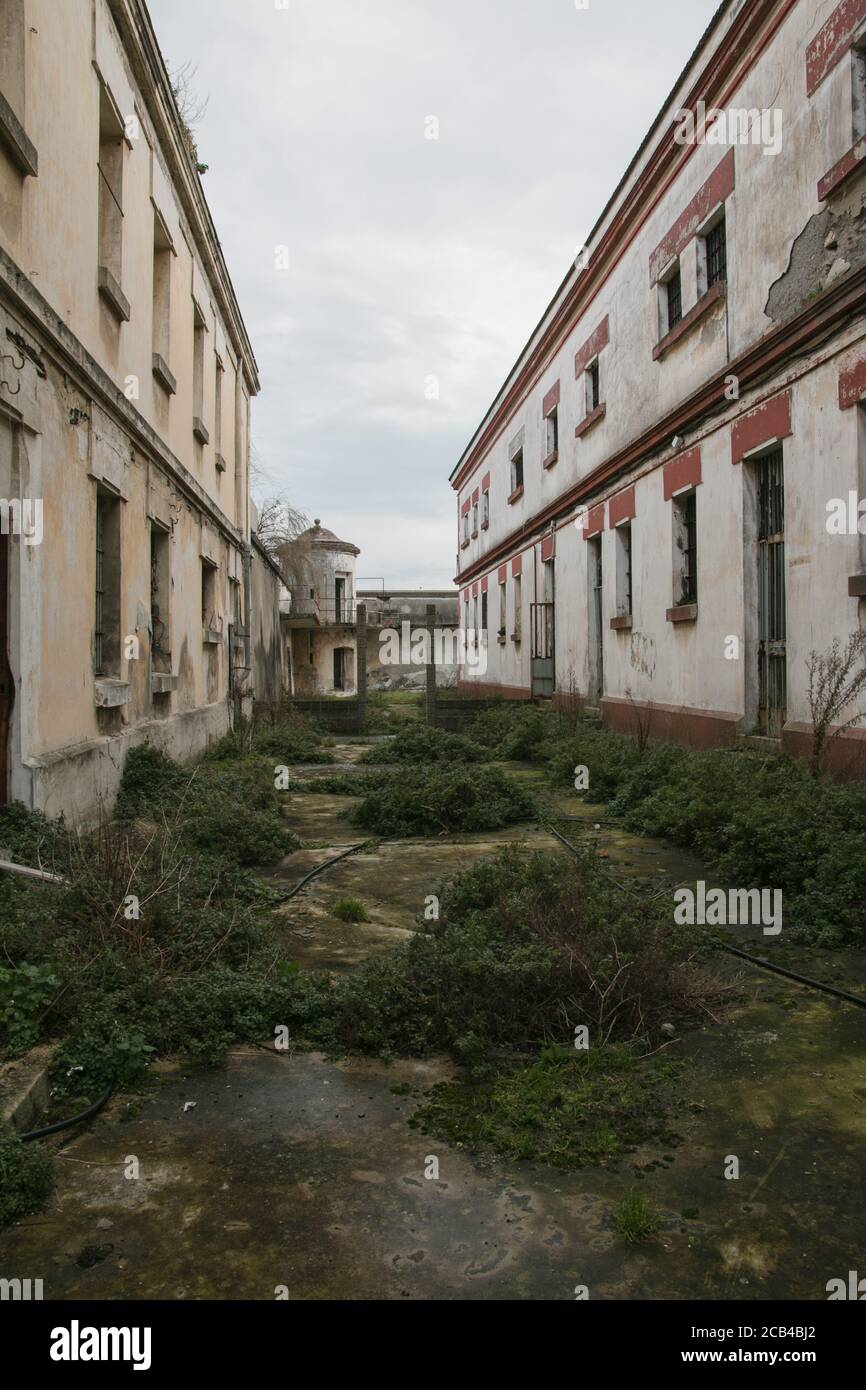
[507,485,524,505]
[653,282,725,361]
[215,453,227,474]
[542,449,559,469]
[95,678,131,709]
[461,539,470,551]
[818,137,866,202]
[510,633,522,645]
[0,91,37,177]
[497,635,507,646]
[575,403,606,439]
[152,353,176,395]
[481,520,489,531]
[610,615,633,632]
[666,602,698,623]
[193,417,210,445]
[202,627,222,646]
[471,530,478,539]
[97,267,130,324]
[151,672,178,695]
[848,573,866,598]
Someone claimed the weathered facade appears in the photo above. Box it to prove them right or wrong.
[452,0,866,771]
[0,0,260,821]
[282,521,361,696]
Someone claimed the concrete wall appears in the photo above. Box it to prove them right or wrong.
[452,0,866,762]
[250,539,288,705]
[0,0,259,821]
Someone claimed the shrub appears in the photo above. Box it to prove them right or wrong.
[349,765,536,838]
[469,703,553,760]
[361,725,486,766]
[613,1189,661,1243]
[0,1121,54,1229]
[333,898,369,923]
[0,962,58,1055]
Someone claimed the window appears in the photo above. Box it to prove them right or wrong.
[586,360,601,414]
[672,490,698,605]
[201,559,218,631]
[462,511,469,544]
[481,589,488,639]
[97,82,127,317]
[482,490,489,528]
[150,523,171,674]
[704,217,727,289]
[95,490,121,677]
[472,501,478,536]
[214,356,224,467]
[193,301,209,443]
[545,406,559,458]
[615,523,633,619]
[513,573,522,639]
[853,41,866,142]
[510,448,524,495]
[152,213,174,391]
[664,264,682,332]
[0,0,37,177]
[498,581,506,637]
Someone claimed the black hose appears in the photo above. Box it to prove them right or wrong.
[20,1077,116,1142]
[543,820,866,1012]
[274,841,369,903]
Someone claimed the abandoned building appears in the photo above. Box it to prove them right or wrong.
[282,520,459,695]
[0,0,268,821]
[452,0,866,772]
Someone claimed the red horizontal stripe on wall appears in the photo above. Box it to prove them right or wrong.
[482,472,491,491]
[806,0,866,96]
[663,447,702,499]
[541,531,556,562]
[542,380,561,416]
[609,486,636,527]
[498,564,508,583]
[731,389,792,464]
[839,351,866,408]
[649,149,735,284]
[574,317,610,378]
[583,503,605,537]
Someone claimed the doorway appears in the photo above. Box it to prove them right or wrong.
[756,447,787,735]
[587,535,604,703]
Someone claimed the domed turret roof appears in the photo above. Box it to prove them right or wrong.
[300,519,360,556]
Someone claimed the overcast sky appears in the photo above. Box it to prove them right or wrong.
[147,0,720,588]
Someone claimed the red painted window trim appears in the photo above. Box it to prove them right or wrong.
[498,564,508,583]
[481,472,491,491]
[839,351,866,408]
[542,448,559,469]
[541,532,556,562]
[653,282,725,361]
[461,499,471,516]
[806,0,866,97]
[583,503,606,538]
[818,135,866,201]
[574,317,610,378]
[731,389,792,464]
[649,150,735,285]
[575,402,606,439]
[481,575,489,594]
[472,581,479,598]
[609,486,636,528]
[507,485,524,505]
[663,446,702,500]
[472,487,480,504]
[542,380,561,416]
[512,554,523,577]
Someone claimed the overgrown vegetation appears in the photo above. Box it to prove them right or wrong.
[0,1121,54,1228]
[349,765,535,838]
[613,1189,661,1243]
[332,898,369,923]
[360,724,486,766]
[466,703,866,945]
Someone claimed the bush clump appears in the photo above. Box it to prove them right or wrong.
[0,1120,54,1228]
[349,765,535,838]
[361,725,487,766]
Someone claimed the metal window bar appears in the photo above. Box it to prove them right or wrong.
[588,361,600,411]
[706,218,727,287]
[95,497,105,675]
[757,447,786,733]
[682,491,698,603]
[623,524,633,615]
[97,159,123,218]
[666,268,682,329]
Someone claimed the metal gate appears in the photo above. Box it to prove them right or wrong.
[530,602,555,698]
[757,447,786,735]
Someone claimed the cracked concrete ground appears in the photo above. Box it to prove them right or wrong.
[1,753,865,1300]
